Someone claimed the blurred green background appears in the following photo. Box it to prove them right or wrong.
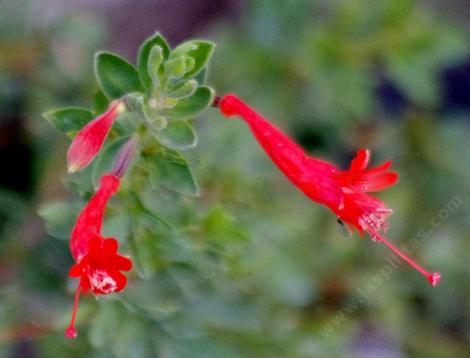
[0,0,469,357]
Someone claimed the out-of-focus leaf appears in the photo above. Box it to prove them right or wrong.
[95,52,143,99]
[92,136,131,188]
[148,149,199,196]
[43,107,93,137]
[38,201,79,239]
[89,300,120,348]
[387,55,439,106]
[66,164,94,196]
[129,191,174,230]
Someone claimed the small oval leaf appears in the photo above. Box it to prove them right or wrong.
[137,32,171,89]
[147,45,164,83]
[93,89,110,114]
[95,52,143,99]
[43,107,94,137]
[166,80,198,99]
[164,86,214,119]
[171,40,215,79]
[151,120,197,151]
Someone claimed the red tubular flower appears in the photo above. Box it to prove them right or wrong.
[218,94,440,287]
[65,174,132,339]
[67,100,125,173]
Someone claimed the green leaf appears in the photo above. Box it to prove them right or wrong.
[387,54,439,106]
[166,80,198,99]
[152,120,197,150]
[67,164,94,196]
[143,102,168,130]
[113,111,140,136]
[147,45,164,83]
[164,56,187,79]
[137,32,171,89]
[171,40,215,79]
[38,201,80,239]
[92,136,131,188]
[148,149,199,196]
[95,52,143,99]
[43,107,94,137]
[194,67,207,85]
[93,89,110,114]
[129,191,174,230]
[164,86,214,119]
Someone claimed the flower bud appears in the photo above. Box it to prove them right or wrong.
[67,100,125,173]
[111,138,138,179]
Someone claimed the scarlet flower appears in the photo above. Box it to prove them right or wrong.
[65,174,132,339]
[218,94,440,286]
[67,100,125,173]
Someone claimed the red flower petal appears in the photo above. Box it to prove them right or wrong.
[350,149,370,171]
[70,175,120,261]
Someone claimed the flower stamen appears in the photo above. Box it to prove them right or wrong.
[65,284,81,339]
[371,230,441,287]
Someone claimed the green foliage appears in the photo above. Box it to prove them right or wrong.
[43,107,94,137]
[147,45,164,83]
[10,1,470,357]
[93,89,110,114]
[171,40,215,79]
[147,148,199,196]
[151,120,197,151]
[137,32,171,89]
[38,201,80,239]
[95,52,143,99]
[163,86,214,119]
[44,32,215,209]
